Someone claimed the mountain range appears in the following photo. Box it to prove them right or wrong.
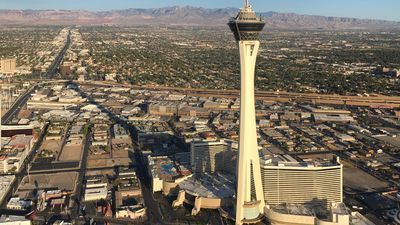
[1,6,399,30]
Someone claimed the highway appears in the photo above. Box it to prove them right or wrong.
[1,85,37,124]
[23,78,400,108]
[45,30,71,79]
[73,80,400,108]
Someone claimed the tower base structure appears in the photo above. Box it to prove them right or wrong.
[234,40,265,225]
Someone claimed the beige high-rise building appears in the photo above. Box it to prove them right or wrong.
[190,139,236,174]
[260,154,343,210]
[0,58,16,74]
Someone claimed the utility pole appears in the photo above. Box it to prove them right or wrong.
[8,85,11,109]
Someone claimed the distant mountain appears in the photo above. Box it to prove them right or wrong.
[1,6,399,30]
[262,12,400,30]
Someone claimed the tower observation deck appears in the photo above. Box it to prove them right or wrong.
[228,0,265,41]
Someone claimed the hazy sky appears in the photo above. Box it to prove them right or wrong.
[0,0,399,21]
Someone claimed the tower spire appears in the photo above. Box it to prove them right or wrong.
[244,0,250,8]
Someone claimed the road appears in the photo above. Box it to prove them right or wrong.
[129,143,163,224]
[73,83,164,224]
[1,85,37,124]
[71,125,91,219]
[45,30,71,79]
[0,28,71,211]
[1,30,71,124]
[56,122,72,161]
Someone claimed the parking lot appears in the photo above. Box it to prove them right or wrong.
[342,160,389,191]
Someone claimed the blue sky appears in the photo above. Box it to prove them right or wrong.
[0,0,399,21]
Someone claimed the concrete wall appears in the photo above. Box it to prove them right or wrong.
[172,190,233,216]
[162,181,179,196]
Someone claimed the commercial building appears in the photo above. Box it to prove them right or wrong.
[190,139,236,174]
[0,215,31,225]
[260,154,343,210]
[0,58,17,74]
[203,100,230,110]
[1,125,34,141]
[42,110,78,121]
[147,155,192,195]
[0,134,36,173]
[0,176,16,205]
[113,124,130,140]
[148,102,181,116]
[116,205,146,220]
[115,168,142,206]
[59,63,72,76]
[115,168,146,221]
[6,197,32,210]
[31,89,53,101]
[37,190,69,212]
[83,175,108,202]
[313,114,355,124]
[27,101,77,110]
[173,173,235,216]
[147,156,164,193]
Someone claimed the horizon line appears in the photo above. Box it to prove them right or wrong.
[0,6,399,23]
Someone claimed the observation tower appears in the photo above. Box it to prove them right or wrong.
[228,1,266,224]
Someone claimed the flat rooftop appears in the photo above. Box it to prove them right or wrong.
[0,215,30,222]
[271,204,315,216]
[261,154,340,168]
[178,173,235,199]
[0,175,15,199]
[269,203,348,219]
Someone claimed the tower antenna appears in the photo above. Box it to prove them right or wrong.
[244,0,250,8]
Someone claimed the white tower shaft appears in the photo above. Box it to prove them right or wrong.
[0,87,2,152]
[236,40,265,225]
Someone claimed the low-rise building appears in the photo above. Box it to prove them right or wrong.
[84,176,108,202]
[116,204,146,220]
[0,134,36,173]
[113,124,130,140]
[6,197,32,210]
[173,173,235,216]
[0,176,16,204]
[0,215,31,225]
[265,202,350,225]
